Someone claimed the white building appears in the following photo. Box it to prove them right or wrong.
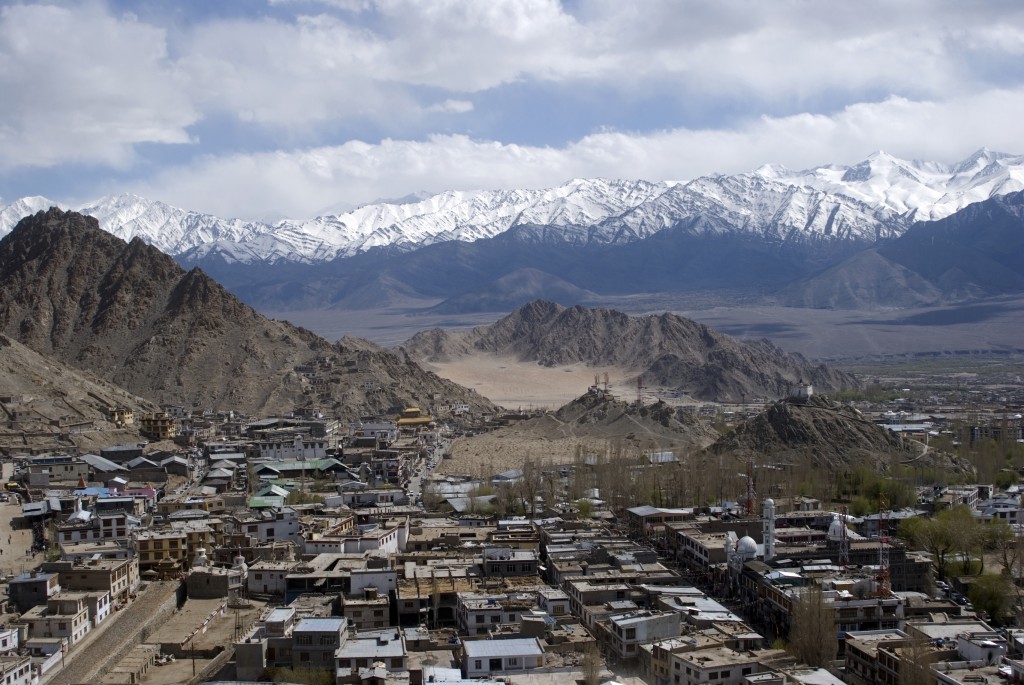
[247,560,297,596]
[604,610,681,661]
[463,637,544,678]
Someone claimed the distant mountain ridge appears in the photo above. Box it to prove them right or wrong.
[0,208,497,418]
[2,149,1021,267]
[401,300,859,402]
[778,189,1024,308]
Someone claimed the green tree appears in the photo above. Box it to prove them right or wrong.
[286,490,324,505]
[267,667,332,685]
[969,573,1015,625]
[986,520,1021,576]
[900,506,979,579]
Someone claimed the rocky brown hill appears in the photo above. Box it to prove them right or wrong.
[499,386,720,448]
[401,300,858,402]
[0,334,157,454]
[706,395,972,475]
[0,208,496,418]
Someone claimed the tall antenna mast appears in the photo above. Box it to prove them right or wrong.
[878,498,890,595]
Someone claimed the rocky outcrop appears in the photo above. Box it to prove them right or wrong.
[0,208,496,418]
[402,300,858,402]
[706,395,972,475]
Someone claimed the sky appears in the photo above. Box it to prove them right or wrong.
[1,0,1023,221]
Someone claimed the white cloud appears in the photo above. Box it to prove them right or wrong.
[4,0,1024,198]
[427,99,474,114]
[131,88,1024,219]
[0,4,197,170]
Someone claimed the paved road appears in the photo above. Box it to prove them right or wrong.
[43,581,180,685]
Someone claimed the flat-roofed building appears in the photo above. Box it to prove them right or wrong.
[292,616,346,671]
[335,626,407,679]
[670,646,783,685]
[602,610,681,661]
[21,593,95,648]
[462,637,544,678]
[41,557,138,604]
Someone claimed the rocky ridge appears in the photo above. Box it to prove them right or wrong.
[705,395,971,475]
[0,208,496,418]
[0,334,157,454]
[401,300,858,402]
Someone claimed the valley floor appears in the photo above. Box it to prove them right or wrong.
[269,293,1024,363]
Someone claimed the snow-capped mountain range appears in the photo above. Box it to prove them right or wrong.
[2,149,1022,265]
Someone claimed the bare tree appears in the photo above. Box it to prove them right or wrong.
[519,457,542,519]
[787,585,837,667]
[582,641,603,685]
[898,636,935,685]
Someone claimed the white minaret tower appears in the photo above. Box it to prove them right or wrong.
[762,498,776,562]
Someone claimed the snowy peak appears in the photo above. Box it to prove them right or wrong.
[760,148,1024,221]
[1,150,1022,265]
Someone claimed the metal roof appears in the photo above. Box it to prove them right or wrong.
[79,453,127,472]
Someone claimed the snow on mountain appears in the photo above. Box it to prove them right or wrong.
[76,193,266,255]
[604,173,900,242]
[2,150,1022,265]
[754,148,1024,221]
[0,195,55,235]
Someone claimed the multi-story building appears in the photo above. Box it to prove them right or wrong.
[601,610,682,661]
[134,530,188,572]
[341,592,391,631]
[669,646,779,685]
[41,558,139,604]
[0,655,32,685]
[139,412,176,441]
[21,593,101,648]
[291,617,346,671]
[482,546,539,577]
[457,592,537,636]
[225,507,301,545]
[335,627,408,680]
[248,560,299,596]
[8,571,61,614]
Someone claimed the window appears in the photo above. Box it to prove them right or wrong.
[391,658,403,668]
[742,668,752,676]
[625,628,636,640]
[300,652,310,662]
[507,658,518,666]
[296,635,312,645]
[475,660,482,670]
[476,615,485,623]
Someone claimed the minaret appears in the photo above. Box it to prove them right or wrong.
[762,498,776,562]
